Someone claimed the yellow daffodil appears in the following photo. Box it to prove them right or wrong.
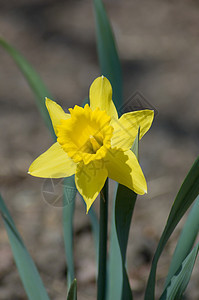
[29,76,154,212]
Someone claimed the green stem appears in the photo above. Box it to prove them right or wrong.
[97,179,108,300]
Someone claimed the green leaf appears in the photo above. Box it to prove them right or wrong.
[0,38,55,139]
[145,155,199,300]
[0,194,50,300]
[67,278,77,300]
[87,200,99,260]
[107,195,123,300]
[63,177,77,287]
[93,0,123,113]
[115,185,136,300]
[160,243,199,300]
[165,194,199,287]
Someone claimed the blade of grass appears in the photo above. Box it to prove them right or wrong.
[107,189,123,300]
[115,186,135,300]
[87,201,99,260]
[67,279,77,300]
[160,243,199,300]
[145,155,199,300]
[93,0,123,114]
[0,38,55,139]
[63,177,77,287]
[165,194,199,287]
[0,194,50,300]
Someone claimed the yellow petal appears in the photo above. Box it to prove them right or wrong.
[111,110,154,149]
[75,160,108,213]
[29,142,76,178]
[89,76,118,119]
[105,148,147,194]
[45,98,70,135]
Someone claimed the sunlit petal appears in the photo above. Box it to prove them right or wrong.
[29,142,76,178]
[45,98,70,135]
[89,76,118,119]
[75,160,108,213]
[105,148,147,194]
[111,110,154,149]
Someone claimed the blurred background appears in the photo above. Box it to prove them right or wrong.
[0,0,199,299]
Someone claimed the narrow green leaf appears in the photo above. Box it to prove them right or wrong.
[145,156,199,300]
[160,243,199,300]
[0,194,50,300]
[165,194,199,287]
[0,38,55,139]
[93,0,123,113]
[67,279,77,300]
[115,187,135,257]
[87,201,99,260]
[107,184,123,300]
[115,186,135,300]
[63,177,77,287]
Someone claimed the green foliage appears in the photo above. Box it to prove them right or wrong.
[145,156,199,300]
[107,192,123,300]
[67,279,77,300]
[165,195,199,287]
[0,194,50,300]
[63,177,77,286]
[87,203,99,260]
[160,243,199,300]
[115,185,136,300]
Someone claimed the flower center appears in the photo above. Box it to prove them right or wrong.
[57,104,113,164]
[89,135,103,153]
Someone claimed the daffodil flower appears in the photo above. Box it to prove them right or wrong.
[29,76,154,212]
